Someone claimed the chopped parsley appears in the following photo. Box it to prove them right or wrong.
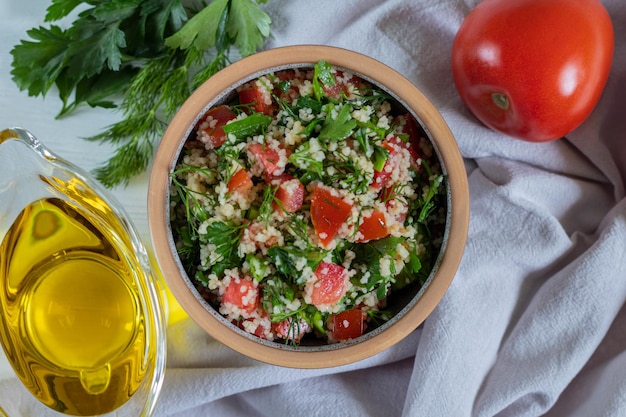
[319,104,357,141]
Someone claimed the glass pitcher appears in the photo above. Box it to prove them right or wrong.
[0,128,166,416]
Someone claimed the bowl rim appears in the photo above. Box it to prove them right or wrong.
[148,45,469,368]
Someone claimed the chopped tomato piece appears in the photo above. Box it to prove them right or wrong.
[239,86,275,115]
[272,317,311,342]
[323,83,345,99]
[249,143,280,174]
[372,169,391,189]
[227,169,253,194]
[310,186,352,247]
[372,141,397,189]
[356,210,389,242]
[235,311,271,339]
[396,113,420,143]
[273,70,300,101]
[242,221,280,251]
[371,134,420,189]
[394,114,423,169]
[248,143,290,181]
[307,262,348,307]
[222,276,258,314]
[273,176,304,214]
[323,70,365,99]
[387,133,420,170]
[329,309,366,341]
[197,105,237,148]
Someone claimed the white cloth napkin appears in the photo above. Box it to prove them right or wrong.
[1,0,625,416]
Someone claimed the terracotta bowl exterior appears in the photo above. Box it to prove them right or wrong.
[148,45,469,368]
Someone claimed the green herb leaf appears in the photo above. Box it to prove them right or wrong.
[222,112,272,140]
[66,19,126,76]
[10,25,70,96]
[392,242,424,290]
[301,119,321,138]
[58,67,137,117]
[124,0,187,54]
[288,141,324,178]
[246,253,269,282]
[354,126,373,157]
[306,306,326,335]
[372,145,389,172]
[135,0,188,46]
[165,0,228,50]
[170,165,216,239]
[326,155,372,195]
[293,95,323,115]
[261,278,302,324]
[91,0,142,24]
[257,184,278,221]
[45,0,84,21]
[200,221,245,276]
[417,161,444,223]
[313,59,335,101]
[267,246,326,285]
[351,237,405,297]
[228,0,272,56]
[319,104,357,141]
[267,246,298,279]
[277,80,291,93]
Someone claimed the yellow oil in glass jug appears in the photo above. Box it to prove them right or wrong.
[0,128,166,416]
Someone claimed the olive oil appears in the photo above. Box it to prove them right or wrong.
[0,197,150,416]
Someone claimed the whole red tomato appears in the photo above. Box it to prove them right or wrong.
[451,0,614,142]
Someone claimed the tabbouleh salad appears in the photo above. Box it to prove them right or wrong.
[170,60,446,344]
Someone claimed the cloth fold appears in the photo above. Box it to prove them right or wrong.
[1,0,625,416]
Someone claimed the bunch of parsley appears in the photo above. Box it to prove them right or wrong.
[10,0,271,187]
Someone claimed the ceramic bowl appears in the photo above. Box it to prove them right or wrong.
[148,45,469,368]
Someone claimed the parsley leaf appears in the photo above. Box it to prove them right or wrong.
[66,21,126,76]
[125,0,187,54]
[266,246,298,279]
[313,59,335,101]
[319,104,357,141]
[165,0,228,50]
[229,0,272,56]
[392,240,425,290]
[143,0,188,41]
[200,221,245,276]
[267,245,326,285]
[246,253,269,282]
[261,278,301,324]
[45,0,84,21]
[58,67,136,117]
[10,25,70,96]
[91,0,142,24]
[417,161,445,223]
[351,237,405,300]
[288,141,324,179]
[221,112,272,140]
[354,126,374,158]
[294,95,323,115]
